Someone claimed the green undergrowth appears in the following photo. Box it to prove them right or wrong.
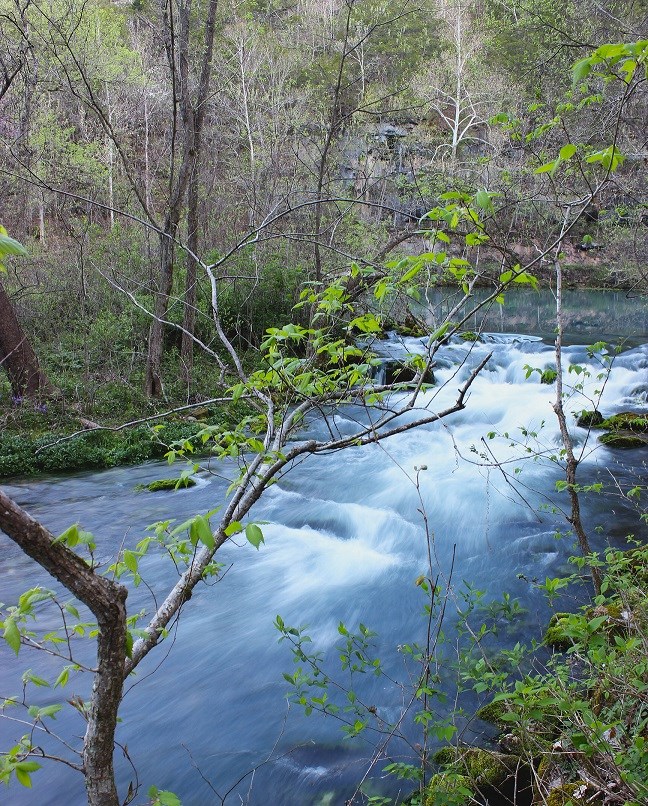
[454,545,648,806]
[0,401,251,479]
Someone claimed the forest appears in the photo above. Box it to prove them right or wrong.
[0,0,647,804]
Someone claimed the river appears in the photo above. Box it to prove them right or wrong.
[0,289,646,805]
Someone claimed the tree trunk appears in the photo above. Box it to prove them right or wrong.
[552,255,602,596]
[0,490,128,806]
[179,0,218,387]
[0,279,52,398]
[180,180,198,387]
[148,0,219,396]
[145,223,176,398]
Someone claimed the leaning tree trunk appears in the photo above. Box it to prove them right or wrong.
[0,279,52,397]
[0,490,128,806]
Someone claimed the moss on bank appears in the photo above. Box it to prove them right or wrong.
[0,402,250,479]
[467,547,648,806]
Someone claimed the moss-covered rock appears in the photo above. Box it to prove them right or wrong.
[141,477,197,492]
[476,698,516,729]
[544,612,578,650]
[576,409,604,428]
[389,313,427,338]
[598,431,648,448]
[382,360,435,387]
[424,772,473,805]
[433,746,518,788]
[459,331,480,342]
[544,780,596,806]
[432,746,457,766]
[599,412,648,432]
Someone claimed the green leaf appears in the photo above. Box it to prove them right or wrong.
[4,618,21,654]
[194,515,214,550]
[535,159,558,175]
[39,704,62,719]
[245,523,264,550]
[474,190,494,213]
[56,524,79,547]
[148,786,182,806]
[224,521,243,537]
[55,667,70,688]
[0,231,28,274]
[123,550,138,574]
[188,515,214,549]
[400,263,422,284]
[572,57,592,84]
[559,144,577,160]
[429,322,450,342]
[14,767,35,788]
[23,671,50,688]
[15,761,41,773]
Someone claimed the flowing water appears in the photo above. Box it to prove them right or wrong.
[0,289,646,805]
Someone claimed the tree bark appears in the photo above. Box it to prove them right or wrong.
[552,255,602,596]
[180,0,219,387]
[0,490,128,806]
[0,279,52,398]
[146,0,218,397]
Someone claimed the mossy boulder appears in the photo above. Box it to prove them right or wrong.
[389,313,427,338]
[576,410,648,443]
[382,360,435,387]
[540,368,558,385]
[433,746,519,788]
[544,780,598,806]
[459,331,480,342]
[141,477,197,492]
[424,772,473,805]
[599,412,648,432]
[598,431,648,449]
[544,612,579,650]
[476,698,517,729]
[576,410,604,428]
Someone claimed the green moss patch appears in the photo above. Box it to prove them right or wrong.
[599,431,648,448]
[546,781,596,806]
[141,477,197,492]
[544,612,585,650]
[433,746,518,787]
[540,368,558,385]
[599,412,648,432]
[576,410,604,428]
[424,772,473,805]
[476,698,518,729]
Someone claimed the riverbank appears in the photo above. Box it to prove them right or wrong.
[425,546,648,806]
[0,395,250,479]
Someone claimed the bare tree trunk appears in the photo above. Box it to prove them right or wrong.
[0,279,52,397]
[146,222,177,398]
[180,182,198,386]
[552,254,602,595]
[146,0,218,397]
[0,490,128,806]
[180,0,219,387]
